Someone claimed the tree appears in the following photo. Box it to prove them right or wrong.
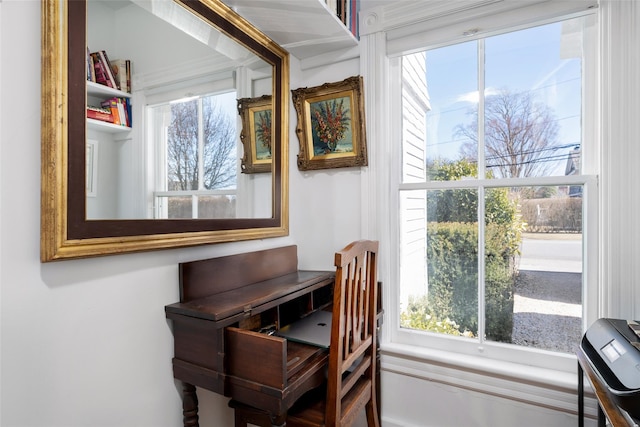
[456,89,560,178]
[167,96,236,190]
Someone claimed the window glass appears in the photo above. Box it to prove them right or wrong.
[484,186,583,352]
[398,16,590,357]
[481,23,582,178]
[418,41,478,181]
[148,91,237,219]
[404,188,480,338]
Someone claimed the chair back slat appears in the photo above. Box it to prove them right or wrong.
[325,240,380,427]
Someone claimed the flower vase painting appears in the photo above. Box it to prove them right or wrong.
[238,95,272,173]
[310,96,353,156]
[254,109,272,160]
[293,76,368,171]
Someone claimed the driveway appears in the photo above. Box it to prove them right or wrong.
[512,270,582,353]
[512,234,583,353]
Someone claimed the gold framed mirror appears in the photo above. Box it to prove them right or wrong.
[41,0,289,261]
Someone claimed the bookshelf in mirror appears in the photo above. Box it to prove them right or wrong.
[86,47,132,134]
[86,81,132,134]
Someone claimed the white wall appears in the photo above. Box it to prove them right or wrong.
[1,6,273,425]
[0,2,362,426]
[2,1,639,427]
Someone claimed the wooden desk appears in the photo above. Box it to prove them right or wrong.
[165,246,336,427]
[577,346,639,427]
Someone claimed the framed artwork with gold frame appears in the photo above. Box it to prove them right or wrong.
[292,76,367,171]
[238,95,272,174]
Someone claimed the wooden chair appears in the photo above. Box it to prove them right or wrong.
[230,240,381,427]
[285,239,381,427]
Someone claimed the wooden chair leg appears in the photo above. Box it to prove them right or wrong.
[366,399,381,427]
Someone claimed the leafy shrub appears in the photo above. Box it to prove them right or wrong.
[168,196,236,219]
[401,159,522,342]
[401,294,474,337]
[420,222,516,341]
[520,197,581,233]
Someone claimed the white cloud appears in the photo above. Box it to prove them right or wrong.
[455,87,499,104]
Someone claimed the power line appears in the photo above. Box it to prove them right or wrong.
[486,152,572,168]
[484,142,580,162]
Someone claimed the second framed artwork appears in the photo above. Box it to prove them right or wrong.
[237,95,272,174]
[292,76,368,171]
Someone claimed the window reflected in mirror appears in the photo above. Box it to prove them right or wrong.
[148,92,238,220]
[85,0,273,221]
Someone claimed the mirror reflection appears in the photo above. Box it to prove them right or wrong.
[86,0,273,220]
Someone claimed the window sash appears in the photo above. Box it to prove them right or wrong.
[389,13,598,373]
[149,92,238,219]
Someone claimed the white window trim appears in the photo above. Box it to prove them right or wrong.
[359,0,604,417]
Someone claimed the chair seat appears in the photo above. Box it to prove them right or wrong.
[287,377,372,427]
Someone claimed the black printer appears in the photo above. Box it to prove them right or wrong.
[580,318,640,420]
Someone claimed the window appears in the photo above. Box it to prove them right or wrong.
[395,14,597,370]
[147,91,238,219]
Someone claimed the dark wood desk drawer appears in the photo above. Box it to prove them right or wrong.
[225,326,327,389]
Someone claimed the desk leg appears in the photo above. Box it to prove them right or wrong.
[578,361,584,427]
[182,382,199,427]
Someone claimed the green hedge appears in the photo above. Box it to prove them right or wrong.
[520,197,582,233]
[402,160,521,342]
[418,222,515,342]
[168,196,236,219]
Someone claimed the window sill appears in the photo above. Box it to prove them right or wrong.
[379,342,598,418]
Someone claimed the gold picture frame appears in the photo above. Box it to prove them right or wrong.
[292,76,368,171]
[238,95,272,174]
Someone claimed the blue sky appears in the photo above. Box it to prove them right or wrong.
[424,18,583,176]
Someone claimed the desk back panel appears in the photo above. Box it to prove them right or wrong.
[179,245,299,302]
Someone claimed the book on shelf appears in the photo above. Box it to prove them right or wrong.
[326,0,359,38]
[87,47,96,82]
[110,58,131,93]
[88,50,119,90]
[87,105,114,123]
[101,98,121,126]
[326,0,337,14]
[100,50,120,90]
[89,51,114,88]
[124,97,132,126]
[117,101,126,126]
[345,0,351,28]
[350,0,359,38]
[89,52,109,87]
[99,97,131,127]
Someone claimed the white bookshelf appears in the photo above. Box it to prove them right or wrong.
[86,81,131,133]
[222,0,359,59]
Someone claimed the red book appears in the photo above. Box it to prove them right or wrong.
[351,0,358,37]
[90,51,118,89]
[90,52,113,88]
[100,50,120,90]
[87,106,113,123]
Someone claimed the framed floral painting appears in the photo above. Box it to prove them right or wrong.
[237,95,272,174]
[292,76,368,171]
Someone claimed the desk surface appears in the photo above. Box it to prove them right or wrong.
[166,270,334,322]
[577,346,638,427]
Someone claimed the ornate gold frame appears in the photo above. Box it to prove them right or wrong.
[238,95,272,174]
[41,0,289,261]
[292,76,367,171]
